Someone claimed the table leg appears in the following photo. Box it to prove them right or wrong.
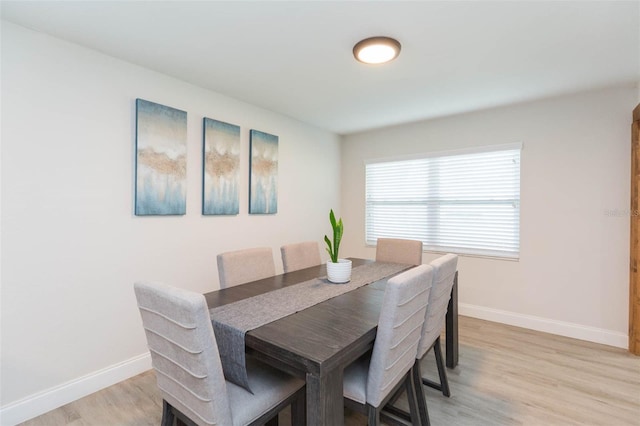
[306,368,344,426]
[445,271,459,368]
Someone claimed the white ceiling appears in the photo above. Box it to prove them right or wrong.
[2,1,639,135]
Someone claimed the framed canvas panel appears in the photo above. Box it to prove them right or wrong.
[202,118,240,215]
[249,129,278,214]
[135,99,187,215]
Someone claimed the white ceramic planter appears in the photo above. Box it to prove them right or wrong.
[326,259,352,283]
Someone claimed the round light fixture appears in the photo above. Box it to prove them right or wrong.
[353,36,401,64]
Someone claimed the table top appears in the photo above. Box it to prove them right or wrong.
[204,258,397,377]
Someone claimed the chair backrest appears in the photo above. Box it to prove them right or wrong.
[416,253,458,359]
[375,238,423,265]
[366,264,433,407]
[280,241,322,273]
[217,247,276,288]
[134,281,233,426]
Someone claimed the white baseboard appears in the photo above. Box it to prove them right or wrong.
[0,352,152,426]
[460,303,628,349]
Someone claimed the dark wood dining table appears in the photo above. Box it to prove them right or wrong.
[204,258,458,426]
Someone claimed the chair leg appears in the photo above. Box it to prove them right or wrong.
[433,336,451,397]
[367,403,381,426]
[405,368,424,426]
[161,400,175,426]
[422,337,452,397]
[412,361,430,426]
[380,370,430,426]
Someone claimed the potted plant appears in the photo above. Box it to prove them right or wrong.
[324,209,352,283]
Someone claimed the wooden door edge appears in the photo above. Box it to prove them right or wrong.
[631,104,640,355]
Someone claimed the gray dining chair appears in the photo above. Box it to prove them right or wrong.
[342,264,433,425]
[217,247,276,288]
[134,281,305,426]
[386,253,458,425]
[415,253,458,397]
[375,238,423,265]
[280,241,321,273]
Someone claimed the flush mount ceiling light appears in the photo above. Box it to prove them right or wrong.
[353,36,401,64]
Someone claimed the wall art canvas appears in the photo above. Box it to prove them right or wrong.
[202,118,240,215]
[249,129,278,214]
[135,99,187,215]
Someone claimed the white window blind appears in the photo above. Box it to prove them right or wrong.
[365,146,521,259]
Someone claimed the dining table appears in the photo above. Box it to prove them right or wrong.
[204,257,458,426]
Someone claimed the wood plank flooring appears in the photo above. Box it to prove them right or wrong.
[19,316,640,425]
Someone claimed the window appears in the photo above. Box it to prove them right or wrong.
[365,144,521,259]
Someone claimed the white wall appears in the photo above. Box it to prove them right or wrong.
[341,86,637,348]
[0,22,340,423]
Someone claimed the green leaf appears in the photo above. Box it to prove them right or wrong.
[334,218,343,260]
[324,235,336,262]
[329,209,337,229]
[324,209,344,263]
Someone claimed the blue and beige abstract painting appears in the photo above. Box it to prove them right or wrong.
[135,99,187,215]
[249,130,278,214]
[203,118,240,215]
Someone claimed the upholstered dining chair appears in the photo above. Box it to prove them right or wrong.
[217,247,276,288]
[134,281,305,426]
[385,254,458,425]
[280,241,322,273]
[342,264,433,425]
[375,238,423,265]
[387,253,458,425]
[417,253,458,394]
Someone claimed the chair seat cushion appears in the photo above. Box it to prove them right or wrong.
[227,357,304,426]
[343,353,371,405]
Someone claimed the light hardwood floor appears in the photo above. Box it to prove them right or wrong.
[20,316,640,425]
